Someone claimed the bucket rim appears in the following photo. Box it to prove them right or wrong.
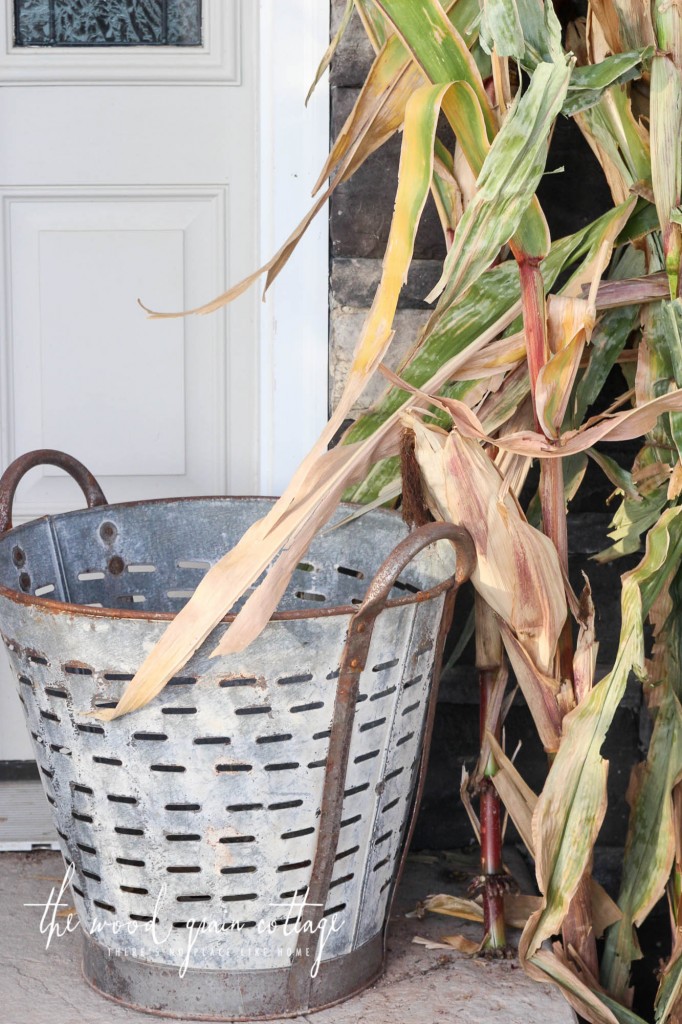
[0,494,456,625]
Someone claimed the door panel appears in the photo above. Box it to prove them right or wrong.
[5,187,231,514]
[0,0,259,761]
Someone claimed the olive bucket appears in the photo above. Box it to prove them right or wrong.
[0,450,474,1020]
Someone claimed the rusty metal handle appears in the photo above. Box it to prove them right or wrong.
[354,520,475,626]
[0,449,108,534]
[285,520,475,1009]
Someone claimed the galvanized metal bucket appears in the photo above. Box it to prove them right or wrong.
[0,450,474,1020]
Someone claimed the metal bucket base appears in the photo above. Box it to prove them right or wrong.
[82,931,384,1020]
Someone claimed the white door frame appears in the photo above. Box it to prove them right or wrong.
[258,0,330,496]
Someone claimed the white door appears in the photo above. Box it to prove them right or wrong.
[0,0,329,775]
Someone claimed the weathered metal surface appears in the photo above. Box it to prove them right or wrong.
[0,451,474,1019]
[284,524,474,1012]
[82,930,384,1020]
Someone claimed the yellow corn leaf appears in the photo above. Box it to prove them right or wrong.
[314,34,423,195]
[348,82,451,376]
[373,0,552,261]
[93,422,400,721]
[488,732,537,852]
[306,0,355,106]
[497,624,564,751]
[441,933,485,954]
[536,327,588,438]
[588,0,623,58]
[429,385,682,459]
[420,893,484,922]
[504,894,543,929]
[536,202,635,437]
[139,10,438,321]
[316,0,480,195]
[519,508,682,967]
[406,413,567,676]
[412,935,460,951]
[527,948,620,1024]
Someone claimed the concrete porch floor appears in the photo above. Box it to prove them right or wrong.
[0,850,575,1024]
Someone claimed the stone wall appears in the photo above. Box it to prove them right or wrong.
[329,1,644,888]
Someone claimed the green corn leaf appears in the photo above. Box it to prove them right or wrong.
[428,57,572,306]
[371,0,553,259]
[657,953,682,1024]
[520,508,682,962]
[345,259,523,448]
[564,49,653,116]
[599,994,651,1024]
[587,450,639,501]
[602,683,682,1000]
[592,485,668,563]
[355,0,392,48]
[616,199,659,245]
[344,202,643,505]
[576,85,651,205]
[480,0,563,67]
[480,0,525,58]
[573,245,646,426]
[480,0,648,114]
[373,0,495,133]
[650,54,682,297]
[653,0,682,68]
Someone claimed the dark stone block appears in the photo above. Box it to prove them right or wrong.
[536,115,614,239]
[414,690,641,851]
[331,82,361,137]
[412,703,550,850]
[569,552,638,667]
[330,0,375,88]
[412,704,481,850]
[599,706,641,846]
[331,257,442,308]
[330,100,447,259]
[330,94,614,271]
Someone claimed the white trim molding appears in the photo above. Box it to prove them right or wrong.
[0,0,240,85]
[258,0,330,496]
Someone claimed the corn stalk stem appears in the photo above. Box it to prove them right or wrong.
[479,668,506,949]
[518,254,599,977]
[518,257,549,428]
[476,595,506,950]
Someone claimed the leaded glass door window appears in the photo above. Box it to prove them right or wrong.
[14,0,202,47]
